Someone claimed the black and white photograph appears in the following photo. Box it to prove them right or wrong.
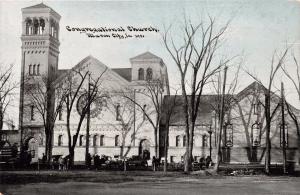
[0,0,300,194]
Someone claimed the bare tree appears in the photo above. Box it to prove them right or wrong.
[281,51,300,163]
[25,74,65,163]
[122,78,166,158]
[105,94,145,158]
[60,68,107,167]
[163,16,232,172]
[0,64,18,131]
[162,88,179,172]
[246,48,289,174]
[209,63,241,171]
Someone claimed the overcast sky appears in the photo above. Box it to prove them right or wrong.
[1,0,300,124]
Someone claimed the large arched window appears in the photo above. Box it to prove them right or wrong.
[115,135,120,146]
[138,68,144,80]
[100,135,105,146]
[58,135,63,146]
[146,68,153,80]
[176,135,180,147]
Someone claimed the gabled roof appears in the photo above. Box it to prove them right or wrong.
[112,68,132,82]
[130,51,162,61]
[54,55,130,87]
[23,3,51,9]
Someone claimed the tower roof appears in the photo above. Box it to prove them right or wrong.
[22,3,61,19]
[130,51,162,61]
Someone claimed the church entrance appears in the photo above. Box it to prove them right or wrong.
[139,139,150,160]
[25,137,39,163]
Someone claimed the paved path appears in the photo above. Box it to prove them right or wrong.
[1,174,300,195]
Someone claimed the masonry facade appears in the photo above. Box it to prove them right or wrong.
[19,3,169,162]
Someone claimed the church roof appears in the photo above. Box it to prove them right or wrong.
[23,3,52,9]
[130,51,162,61]
[112,68,132,82]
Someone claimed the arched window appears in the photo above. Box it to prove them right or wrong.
[183,135,187,147]
[146,68,153,80]
[176,135,180,147]
[33,19,39,35]
[79,135,84,146]
[138,68,144,80]
[143,104,147,120]
[100,135,104,146]
[29,64,32,75]
[39,19,45,34]
[37,64,40,75]
[202,135,208,147]
[115,135,119,146]
[33,64,36,75]
[58,106,63,121]
[280,123,289,148]
[93,135,98,146]
[30,105,35,120]
[25,18,32,35]
[58,135,63,146]
[116,104,121,121]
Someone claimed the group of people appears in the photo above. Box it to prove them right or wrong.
[197,156,213,169]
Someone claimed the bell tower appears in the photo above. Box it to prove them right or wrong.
[19,3,60,145]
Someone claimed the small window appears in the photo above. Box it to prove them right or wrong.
[37,64,40,75]
[33,64,36,75]
[79,135,84,146]
[58,107,63,121]
[176,135,180,147]
[146,68,153,80]
[100,135,104,146]
[58,135,63,146]
[183,135,187,147]
[30,105,35,120]
[29,64,32,75]
[138,68,144,80]
[115,135,120,146]
[93,135,98,146]
[116,104,121,121]
[170,156,175,163]
[143,104,147,120]
[202,135,208,147]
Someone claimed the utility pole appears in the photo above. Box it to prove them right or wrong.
[85,73,91,167]
[281,82,287,174]
[214,66,228,171]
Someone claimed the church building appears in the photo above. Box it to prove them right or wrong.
[19,3,299,166]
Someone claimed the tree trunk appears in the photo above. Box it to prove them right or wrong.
[265,94,271,174]
[163,124,169,172]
